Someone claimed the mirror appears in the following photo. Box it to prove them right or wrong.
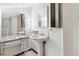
[38,6,48,27]
[1,8,25,37]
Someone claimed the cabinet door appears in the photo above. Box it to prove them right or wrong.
[3,40,22,56]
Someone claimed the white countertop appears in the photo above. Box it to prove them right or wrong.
[0,35,28,43]
[0,33,48,43]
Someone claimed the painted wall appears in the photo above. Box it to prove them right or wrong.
[0,10,1,38]
[45,28,63,56]
[63,3,74,56]
[63,3,79,56]
[71,4,79,56]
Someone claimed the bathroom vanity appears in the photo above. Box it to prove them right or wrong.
[0,35,28,56]
[0,34,48,56]
[0,8,27,56]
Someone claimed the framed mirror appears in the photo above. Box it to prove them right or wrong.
[1,8,25,37]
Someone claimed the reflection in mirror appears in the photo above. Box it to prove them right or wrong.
[38,6,48,28]
[1,8,25,37]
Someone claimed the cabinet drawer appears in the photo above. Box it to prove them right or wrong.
[4,40,22,48]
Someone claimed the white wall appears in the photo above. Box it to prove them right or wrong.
[45,28,63,56]
[0,10,1,38]
[63,3,79,56]
[63,4,74,56]
[72,4,79,56]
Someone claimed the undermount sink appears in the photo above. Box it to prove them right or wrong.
[31,34,48,41]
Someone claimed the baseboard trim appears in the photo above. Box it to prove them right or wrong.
[15,48,38,56]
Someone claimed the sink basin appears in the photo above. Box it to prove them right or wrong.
[31,34,48,41]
